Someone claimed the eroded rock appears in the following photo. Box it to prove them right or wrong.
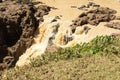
[71,5,117,33]
[34,5,51,24]
[0,1,50,68]
[105,22,120,30]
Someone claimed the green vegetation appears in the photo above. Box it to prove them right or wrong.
[30,36,120,67]
[1,36,120,80]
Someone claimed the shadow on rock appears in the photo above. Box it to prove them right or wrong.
[0,1,51,69]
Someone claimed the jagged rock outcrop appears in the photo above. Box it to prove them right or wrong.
[0,1,38,67]
[0,1,50,68]
[71,5,117,33]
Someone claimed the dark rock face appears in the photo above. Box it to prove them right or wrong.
[71,5,117,33]
[0,1,50,68]
[35,5,51,17]
[35,5,51,23]
[0,1,38,66]
[0,46,7,63]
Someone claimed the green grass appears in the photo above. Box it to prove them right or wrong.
[30,36,120,67]
[1,36,120,80]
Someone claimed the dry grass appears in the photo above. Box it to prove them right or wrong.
[1,36,120,80]
[1,54,120,80]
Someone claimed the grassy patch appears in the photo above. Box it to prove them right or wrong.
[1,54,120,80]
[1,36,120,80]
[30,36,120,67]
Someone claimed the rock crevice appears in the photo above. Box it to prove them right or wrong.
[0,1,50,68]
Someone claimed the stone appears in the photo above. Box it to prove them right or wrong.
[111,33,120,38]
[78,5,86,10]
[105,22,120,30]
[45,45,61,53]
[71,6,117,27]
[0,1,50,68]
[71,6,118,33]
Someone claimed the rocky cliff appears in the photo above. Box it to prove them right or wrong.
[0,1,50,68]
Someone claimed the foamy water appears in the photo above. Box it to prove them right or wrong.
[16,17,60,66]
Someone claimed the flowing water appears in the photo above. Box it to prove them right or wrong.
[16,0,120,66]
